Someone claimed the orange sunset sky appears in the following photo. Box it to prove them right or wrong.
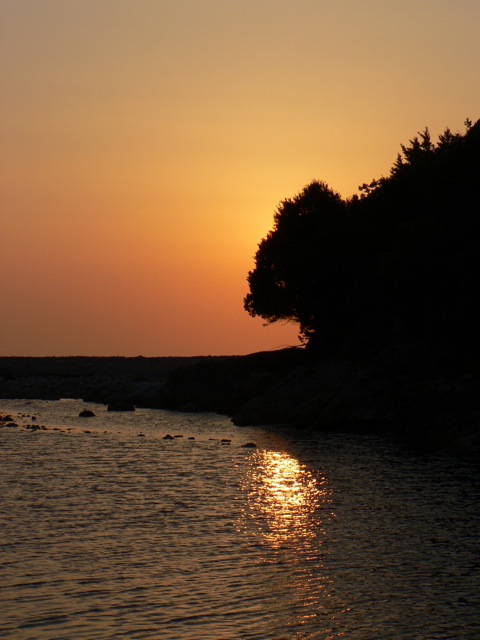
[2,0,479,357]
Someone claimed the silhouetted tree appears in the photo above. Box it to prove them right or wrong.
[244,181,348,348]
[358,119,480,346]
[245,119,480,356]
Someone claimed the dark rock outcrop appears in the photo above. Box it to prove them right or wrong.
[158,343,480,460]
[160,348,306,415]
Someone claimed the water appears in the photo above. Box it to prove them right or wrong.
[1,399,479,639]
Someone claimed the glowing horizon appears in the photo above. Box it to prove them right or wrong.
[2,0,479,356]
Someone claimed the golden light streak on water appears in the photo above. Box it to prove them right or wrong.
[239,449,337,633]
[242,450,332,550]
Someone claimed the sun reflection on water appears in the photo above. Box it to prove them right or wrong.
[241,449,333,550]
[239,449,336,633]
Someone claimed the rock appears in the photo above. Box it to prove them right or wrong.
[241,442,257,448]
[79,409,95,417]
[163,434,174,440]
[233,359,354,426]
[107,401,135,412]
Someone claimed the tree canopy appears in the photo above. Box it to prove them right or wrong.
[244,119,480,355]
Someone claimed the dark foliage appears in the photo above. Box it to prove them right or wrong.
[244,119,480,356]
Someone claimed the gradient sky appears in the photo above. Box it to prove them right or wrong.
[2,0,479,356]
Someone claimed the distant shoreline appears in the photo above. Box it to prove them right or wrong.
[0,354,216,405]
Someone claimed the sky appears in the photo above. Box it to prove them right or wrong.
[1,0,479,357]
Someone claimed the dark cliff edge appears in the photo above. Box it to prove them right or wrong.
[1,347,479,460]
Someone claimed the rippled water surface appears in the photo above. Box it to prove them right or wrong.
[1,399,479,639]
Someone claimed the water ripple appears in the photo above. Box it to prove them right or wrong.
[1,399,479,639]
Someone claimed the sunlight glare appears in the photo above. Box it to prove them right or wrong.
[242,450,332,550]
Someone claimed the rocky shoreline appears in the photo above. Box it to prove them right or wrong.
[1,347,479,460]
